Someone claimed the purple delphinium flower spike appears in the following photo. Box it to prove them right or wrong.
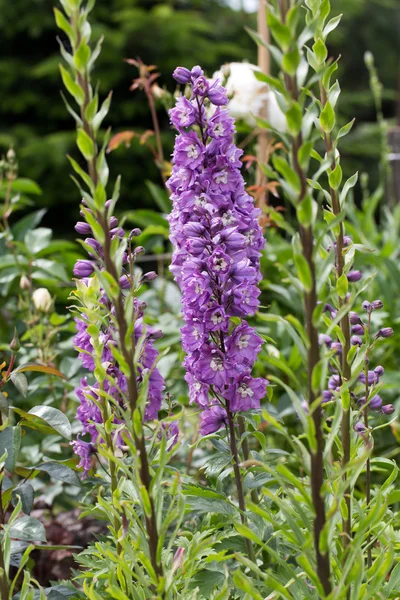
[167,66,268,424]
[71,204,166,475]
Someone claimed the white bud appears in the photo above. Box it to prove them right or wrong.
[32,288,53,313]
[19,275,30,290]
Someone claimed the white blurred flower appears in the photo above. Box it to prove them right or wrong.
[32,288,52,313]
[213,62,287,132]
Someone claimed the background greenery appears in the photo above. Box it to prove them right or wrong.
[0,0,399,238]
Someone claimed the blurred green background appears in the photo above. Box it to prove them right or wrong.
[0,0,399,237]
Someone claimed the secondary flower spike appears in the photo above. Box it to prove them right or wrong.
[167,65,268,434]
[71,204,166,477]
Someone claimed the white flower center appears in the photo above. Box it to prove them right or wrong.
[193,382,201,392]
[193,327,200,339]
[222,211,235,225]
[238,383,254,398]
[238,334,250,349]
[187,144,199,159]
[213,123,225,137]
[215,170,228,184]
[245,229,255,245]
[195,195,207,207]
[195,282,204,294]
[180,110,190,125]
[213,257,227,271]
[210,357,223,372]
[211,311,224,325]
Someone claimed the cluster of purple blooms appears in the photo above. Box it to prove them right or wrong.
[71,202,168,477]
[320,294,394,434]
[167,65,268,435]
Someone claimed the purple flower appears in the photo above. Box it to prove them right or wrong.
[362,301,372,313]
[319,334,332,347]
[374,365,384,377]
[226,375,268,412]
[70,439,94,479]
[382,404,395,415]
[369,395,383,411]
[351,335,363,346]
[200,405,228,435]
[167,66,267,425]
[350,311,362,325]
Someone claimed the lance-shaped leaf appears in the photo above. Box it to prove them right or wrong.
[11,363,67,380]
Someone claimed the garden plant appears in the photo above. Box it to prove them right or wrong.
[0,0,399,598]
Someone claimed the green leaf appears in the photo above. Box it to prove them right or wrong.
[185,495,235,516]
[189,571,225,597]
[54,8,74,41]
[282,46,300,76]
[59,64,84,105]
[286,102,302,137]
[9,515,46,542]
[313,38,327,64]
[74,42,91,71]
[328,163,342,190]
[320,101,335,133]
[0,427,21,472]
[77,128,95,160]
[12,483,34,515]
[296,194,313,227]
[338,118,355,139]
[339,172,358,206]
[27,406,72,440]
[10,372,28,397]
[35,462,81,487]
[0,393,9,418]
[336,273,348,299]
[253,71,286,95]
[293,254,313,292]
[267,12,292,51]
[323,14,342,40]
[145,180,171,213]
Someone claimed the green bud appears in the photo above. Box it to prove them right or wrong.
[9,328,20,353]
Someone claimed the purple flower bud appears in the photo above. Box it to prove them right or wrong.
[369,395,383,411]
[74,260,94,278]
[319,334,332,347]
[119,275,131,289]
[134,246,146,256]
[328,374,341,390]
[137,301,147,311]
[350,311,362,325]
[352,324,364,336]
[208,81,229,106]
[109,216,118,229]
[331,342,342,355]
[192,76,209,97]
[148,329,163,340]
[301,400,309,414]
[347,270,362,282]
[173,66,192,84]
[382,404,395,415]
[355,421,367,434]
[75,221,92,235]
[359,370,376,385]
[343,236,352,247]
[324,303,337,318]
[322,390,334,403]
[143,271,157,281]
[375,327,394,339]
[130,228,142,238]
[362,301,372,312]
[351,335,363,346]
[372,300,383,310]
[374,365,384,377]
[191,65,204,78]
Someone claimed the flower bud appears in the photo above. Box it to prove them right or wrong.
[318,334,332,347]
[372,299,383,310]
[75,221,92,235]
[374,365,384,377]
[369,395,383,411]
[375,327,393,339]
[32,288,53,313]
[134,246,146,256]
[347,270,362,282]
[190,65,204,79]
[351,335,363,346]
[172,547,185,570]
[74,260,95,278]
[9,327,20,353]
[362,301,372,312]
[382,404,395,415]
[19,274,30,290]
[173,67,192,84]
[143,271,157,281]
[351,324,364,336]
[331,342,342,355]
[130,228,142,238]
[355,421,367,434]
[350,311,362,325]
